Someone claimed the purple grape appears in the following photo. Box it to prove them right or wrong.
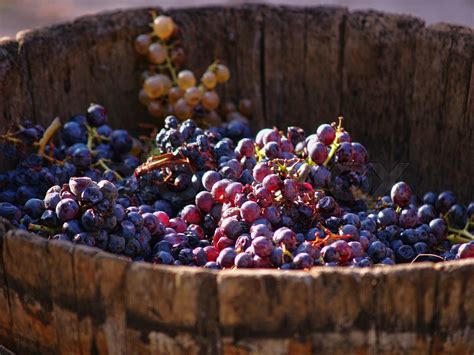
[55,198,80,221]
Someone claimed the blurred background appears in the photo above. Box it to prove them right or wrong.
[0,0,473,37]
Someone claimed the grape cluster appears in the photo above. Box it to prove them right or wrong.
[135,12,241,127]
[2,110,473,268]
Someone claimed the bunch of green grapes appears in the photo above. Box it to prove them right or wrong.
[134,13,232,124]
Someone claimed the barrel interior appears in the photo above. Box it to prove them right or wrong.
[0,5,473,355]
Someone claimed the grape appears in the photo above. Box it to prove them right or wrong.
[308,140,328,165]
[293,253,313,269]
[202,171,221,192]
[211,179,230,203]
[153,15,175,40]
[240,201,261,223]
[134,34,152,55]
[144,75,165,99]
[429,218,447,240]
[177,70,196,90]
[423,191,437,205]
[87,104,108,127]
[111,130,132,154]
[396,245,415,263]
[457,242,474,259]
[316,124,336,145]
[252,236,273,258]
[367,241,386,262]
[216,64,230,83]
[61,121,86,145]
[417,204,436,224]
[81,185,103,205]
[217,247,237,268]
[273,227,296,250]
[390,182,412,207]
[435,191,456,214]
[0,202,21,221]
[184,86,202,107]
[174,98,193,120]
[201,71,217,89]
[24,198,45,219]
[262,174,281,193]
[181,205,202,224]
[168,86,185,104]
[147,43,168,64]
[55,199,80,221]
[170,47,186,67]
[81,209,104,232]
[201,91,220,110]
[148,101,164,118]
[234,253,253,268]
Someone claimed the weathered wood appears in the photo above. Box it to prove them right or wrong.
[3,231,56,354]
[168,6,265,127]
[310,268,379,354]
[47,240,81,354]
[125,263,218,354]
[0,5,472,198]
[263,6,347,130]
[409,24,474,201]
[72,245,100,355]
[0,220,14,350]
[15,9,153,129]
[217,270,313,338]
[94,253,129,355]
[430,261,474,354]
[0,5,473,355]
[341,11,425,199]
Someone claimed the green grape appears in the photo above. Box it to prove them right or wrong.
[202,90,220,110]
[177,70,196,90]
[174,98,193,120]
[216,64,230,83]
[201,71,217,89]
[153,15,175,40]
[138,89,151,106]
[148,100,164,118]
[144,75,165,99]
[168,86,184,104]
[184,86,202,107]
[148,42,168,65]
[134,34,152,55]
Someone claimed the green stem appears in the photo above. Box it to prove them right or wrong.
[28,223,57,234]
[323,117,344,167]
[94,159,123,181]
[86,125,96,150]
[448,226,474,240]
[38,117,61,157]
[165,54,177,84]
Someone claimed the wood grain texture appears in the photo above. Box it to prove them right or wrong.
[3,230,56,354]
[0,5,472,198]
[15,9,153,129]
[0,220,14,350]
[0,5,473,355]
[409,24,474,201]
[125,263,218,354]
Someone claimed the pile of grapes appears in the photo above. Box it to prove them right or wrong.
[0,13,473,270]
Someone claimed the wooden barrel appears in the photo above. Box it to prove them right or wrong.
[0,5,473,354]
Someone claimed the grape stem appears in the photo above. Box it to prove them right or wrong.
[411,253,445,263]
[94,159,123,181]
[447,234,471,244]
[447,226,474,240]
[164,54,177,84]
[323,116,344,167]
[28,223,57,234]
[37,117,62,163]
